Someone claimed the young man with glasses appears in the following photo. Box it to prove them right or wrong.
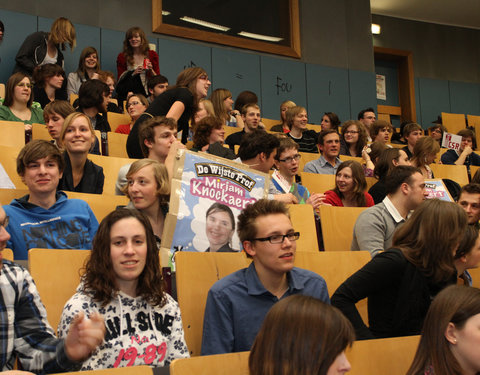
[201,199,329,355]
[270,138,326,209]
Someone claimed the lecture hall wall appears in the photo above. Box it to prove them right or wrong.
[0,0,478,128]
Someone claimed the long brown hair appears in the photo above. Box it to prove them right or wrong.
[249,295,354,375]
[82,208,166,307]
[411,136,440,168]
[210,88,232,124]
[332,160,368,206]
[341,120,368,156]
[393,199,467,283]
[122,26,150,66]
[4,72,33,107]
[406,285,480,375]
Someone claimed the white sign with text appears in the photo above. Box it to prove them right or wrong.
[442,132,462,152]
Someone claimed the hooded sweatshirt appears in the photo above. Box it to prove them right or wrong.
[58,284,189,369]
[3,192,99,260]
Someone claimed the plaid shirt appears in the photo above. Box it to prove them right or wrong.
[0,260,79,374]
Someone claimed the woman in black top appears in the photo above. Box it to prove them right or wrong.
[127,67,211,158]
[331,199,467,340]
[32,63,68,108]
[57,112,104,194]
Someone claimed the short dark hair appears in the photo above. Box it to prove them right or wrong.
[385,165,421,195]
[357,107,375,120]
[16,139,65,177]
[238,130,280,161]
[139,116,177,157]
[369,120,393,139]
[193,116,223,150]
[403,122,422,138]
[32,63,65,88]
[147,74,168,91]
[459,183,480,197]
[317,129,338,146]
[234,90,258,112]
[78,79,110,111]
[237,199,290,243]
[457,129,476,150]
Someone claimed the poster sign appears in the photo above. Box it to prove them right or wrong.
[376,74,386,100]
[162,150,269,259]
[424,179,453,202]
[442,132,462,152]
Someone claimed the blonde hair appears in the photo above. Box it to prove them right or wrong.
[60,112,96,152]
[49,17,76,50]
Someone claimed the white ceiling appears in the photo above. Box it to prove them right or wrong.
[370,0,480,30]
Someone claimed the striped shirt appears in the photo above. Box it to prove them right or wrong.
[0,260,79,373]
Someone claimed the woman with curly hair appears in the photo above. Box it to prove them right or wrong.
[58,208,189,370]
[191,116,235,159]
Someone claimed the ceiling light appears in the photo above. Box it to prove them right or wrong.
[371,24,381,34]
[237,31,283,42]
[162,10,171,16]
[180,16,230,32]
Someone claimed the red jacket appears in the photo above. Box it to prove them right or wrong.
[116,50,160,79]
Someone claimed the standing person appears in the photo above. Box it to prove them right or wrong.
[205,203,237,252]
[320,112,341,132]
[58,112,104,194]
[14,17,76,75]
[43,100,76,148]
[127,67,211,157]
[3,140,98,260]
[324,160,374,207]
[58,208,189,370]
[333,199,467,340]
[0,72,44,131]
[286,106,318,153]
[270,100,296,133]
[123,159,170,243]
[67,46,100,97]
[116,26,159,104]
[115,93,148,134]
[249,295,354,375]
[411,136,440,179]
[340,120,368,157]
[32,63,68,108]
[406,285,480,375]
[0,207,105,373]
[210,88,243,128]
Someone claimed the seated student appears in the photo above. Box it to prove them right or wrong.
[358,107,376,140]
[411,136,440,179]
[340,119,368,157]
[402,122,423,159]
[369,120,393,145]
[57,112,104,194]
[390,121,408,145]
[441,128,480,167]
[320,111,341,132]
[58,208,189,370]
[454,225,480,285]
[270,100,296,133]
[0,72,44,132]
[97,70,122,113]
[3,140,99,260]
[67,46,100,97]
[210,88,244,128]
[123,159,169,243]
[286,106,319,153]
[352,166,427,257]
[324,160,374,207]
[406,285,480,375]
[457,183,480,226]
[368,148,411,204]
[225,103,261,151]
[77,79,111,133]
[115,93,148,134]
[201,199,329,355]
[238,130,279,173]
[43,100,76,148]
[271,137,325,208]
[0,207,105,372]
[115,116,184,195]
[193,98,215,125]
[147,74,169,103]
[32,63,68,108]
[303,129,341,174]
[428,123,447,146]
[205,203,238,252]
[249,295,354,375]
[191,116,236,159]
[333,199,467,340]
[234,90,258,113]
